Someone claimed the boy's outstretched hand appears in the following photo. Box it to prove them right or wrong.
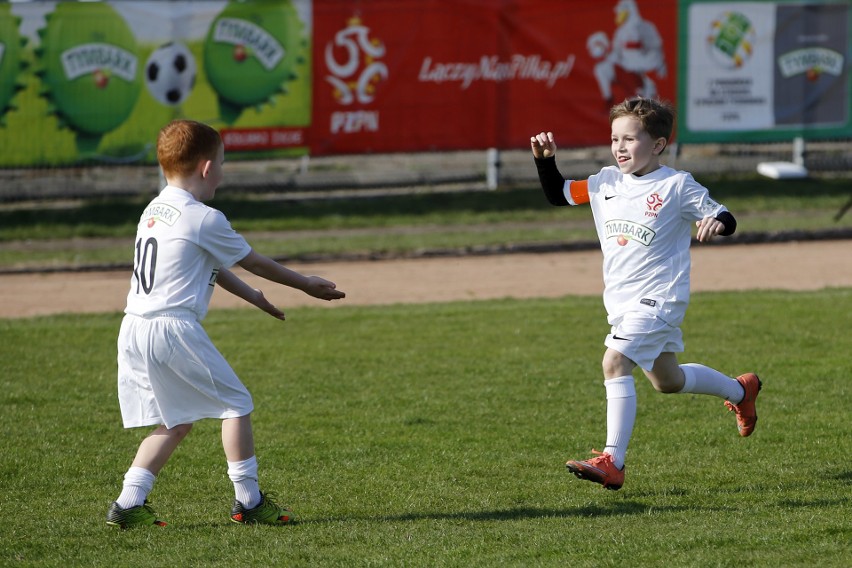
[304,276,346,301]
[252,289,287,320]
[530,131,557,159]
[695,216,725,242]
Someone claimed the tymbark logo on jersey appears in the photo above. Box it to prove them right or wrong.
[141,203,181,228]
[604,219,656,246]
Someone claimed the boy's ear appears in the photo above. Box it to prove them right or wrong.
[653,137,668,155]
[199,159,212,179]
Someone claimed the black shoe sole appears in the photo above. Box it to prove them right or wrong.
[566,463,623,491]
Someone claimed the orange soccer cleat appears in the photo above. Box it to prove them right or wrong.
[724,372,762,437]
[566,450,625,490]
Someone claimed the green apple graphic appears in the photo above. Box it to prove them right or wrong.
[35,2,140,153]
[204,0,306,124]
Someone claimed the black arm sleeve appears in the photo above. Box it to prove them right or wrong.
[534,156,570,206]
[715,211,737,236]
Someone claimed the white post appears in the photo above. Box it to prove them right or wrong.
[792,136,805,168]
[757,137,808,179]
[300,154,311,174]
[486,148,500,190]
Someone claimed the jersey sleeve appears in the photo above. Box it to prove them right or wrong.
[679,173,727,221]
[198,209,252,268]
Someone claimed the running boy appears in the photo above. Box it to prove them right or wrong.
[530,97,760,490]
[107,119,345,528]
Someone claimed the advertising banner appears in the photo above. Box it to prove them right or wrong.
[0,0,678,167]
[310,0,677,154]
[0,0,313,167]
[678,0,851,142]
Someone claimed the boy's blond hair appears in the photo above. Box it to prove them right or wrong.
[610,97,675,149]
[156,120,222,178]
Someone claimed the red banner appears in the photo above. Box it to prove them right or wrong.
[311,0,677,155]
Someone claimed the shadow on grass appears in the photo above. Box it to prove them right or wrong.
[175,492,846,529]
[304,501,711,525]
[776,497,851,509]
[832,470,852,483]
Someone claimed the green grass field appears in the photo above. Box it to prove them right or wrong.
[1,175,850,270]
[2,290,850,566]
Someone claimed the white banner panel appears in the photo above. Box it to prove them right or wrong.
[685,2,776,131]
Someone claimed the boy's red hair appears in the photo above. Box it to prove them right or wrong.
[156,120,221,178]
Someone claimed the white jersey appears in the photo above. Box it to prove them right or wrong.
[563,165,726,326]
[124,186,251,321]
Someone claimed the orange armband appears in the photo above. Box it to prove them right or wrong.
[568,180,590,205]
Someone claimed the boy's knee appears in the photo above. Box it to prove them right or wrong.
[644,366,686,394]
[168,423,193,439]
[602,349,634,378]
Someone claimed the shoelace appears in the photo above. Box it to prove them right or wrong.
[585,449,612,466]
[141,502,167,526]
[258,493,293,520]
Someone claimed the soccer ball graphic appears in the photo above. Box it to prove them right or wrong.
[586,31,610,60]
[144,42,197,106]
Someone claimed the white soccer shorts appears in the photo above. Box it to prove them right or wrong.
[116,312,253,429]
[604,311,684,372]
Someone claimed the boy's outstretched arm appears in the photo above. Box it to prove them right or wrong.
[530,131,570,206]
[216,268,286,320]
[237,250,346,301]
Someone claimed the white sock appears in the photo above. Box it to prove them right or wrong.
[228,456,261,509]
[678,363,745,403]
[116,466,156,509]
[603,375,636,470]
